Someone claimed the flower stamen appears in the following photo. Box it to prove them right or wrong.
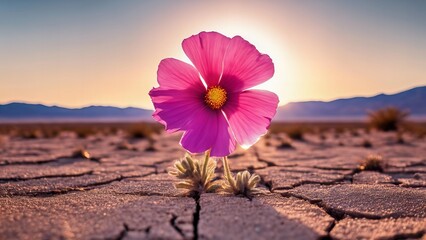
[205,86,227,110]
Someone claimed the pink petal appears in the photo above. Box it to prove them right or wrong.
[223,90,279,148]
[210,112,237,157]
[149,88,205,132]
[182,31,230,87]
[157,58,205,90]
[180,110,236,157]
[220,36,274,92]
[179,110,217,154]
[150,57,207,132]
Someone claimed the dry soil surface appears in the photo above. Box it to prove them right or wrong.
[0,131,425,240]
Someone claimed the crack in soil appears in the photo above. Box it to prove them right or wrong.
[289,178,349,189]
[253,147,277,167]
[257,157,278,167]
[115,223,156,240]
[0,156,70,166]
[0,152,104,166]
[260,175,352,192]
[0,158,59,166]
[281,191,396,220]
[313,166,356,171]
[115,222,160,240]
[1,175,124,197]
[116,223,129,240]
[258,175,273,193]
[192,195,201,240]
[279,192,341,239]
[390,231,425,240]
[0,171,94,182]
[112,191,176,198]
[170,214,185,239]
[318,219,336,240]
[0,172,159,197]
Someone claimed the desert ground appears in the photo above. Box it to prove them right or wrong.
[0,122,425,240]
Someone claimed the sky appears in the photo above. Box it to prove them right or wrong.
[0,0,425,109]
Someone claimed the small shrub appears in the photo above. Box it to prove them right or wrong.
[285,127,304,141]
[368,107,408,132]
[350,130,360,137]
[74,128,96,139]
[359,154,384,172]
[221,170,260,197]
[127,124,156,139]
[43,129,61,138]
[277,140,294,149]
[116,141,137,151]
[362,139,372,148]
[21,130,43,139]
[168,154,219,196]
[71,149,91,159]
[334,127,345,134]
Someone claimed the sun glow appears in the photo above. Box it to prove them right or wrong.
[2,1,424,109]
[174,15,294,106]
[223,24,291,105]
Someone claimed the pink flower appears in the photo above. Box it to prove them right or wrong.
[149,32,279,157]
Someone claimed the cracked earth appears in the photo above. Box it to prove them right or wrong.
[0,130,425,240]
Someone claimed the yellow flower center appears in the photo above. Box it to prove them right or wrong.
[205,86,227,110]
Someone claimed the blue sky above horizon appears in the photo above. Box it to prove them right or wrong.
[1,0,425,109]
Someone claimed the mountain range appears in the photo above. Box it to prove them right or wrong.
[277,85,426,121]
[0,103,152,122]
[1,86,425,122]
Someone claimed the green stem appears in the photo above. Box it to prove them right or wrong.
[222,156,236,189]
[202,149,211,181]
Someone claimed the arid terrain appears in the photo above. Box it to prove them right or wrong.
[0,122,425,240]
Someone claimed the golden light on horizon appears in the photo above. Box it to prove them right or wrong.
[168,11,296,106]
[0,1,425,109]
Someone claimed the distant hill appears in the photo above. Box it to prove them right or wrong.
[275,86,426,121]
[0,103,152,122]
[0,86,425,122]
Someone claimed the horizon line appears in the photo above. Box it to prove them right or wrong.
[1,84,424,110]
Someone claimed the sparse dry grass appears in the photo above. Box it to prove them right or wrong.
[359,154,385,172]
[277,140,294,149]
[116,141,138,151]
[71,148,91,159]
[1,121,425,145]
[21,130,43,139]
[268,125,307,141]
[127,124,156,139]
[74,127,97,139]
[268,122,367,136]
[400,122,426,139]
[368,107,409,132]
[0,122,163,139]
[362,139,373,148]
[286,127,305,141]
